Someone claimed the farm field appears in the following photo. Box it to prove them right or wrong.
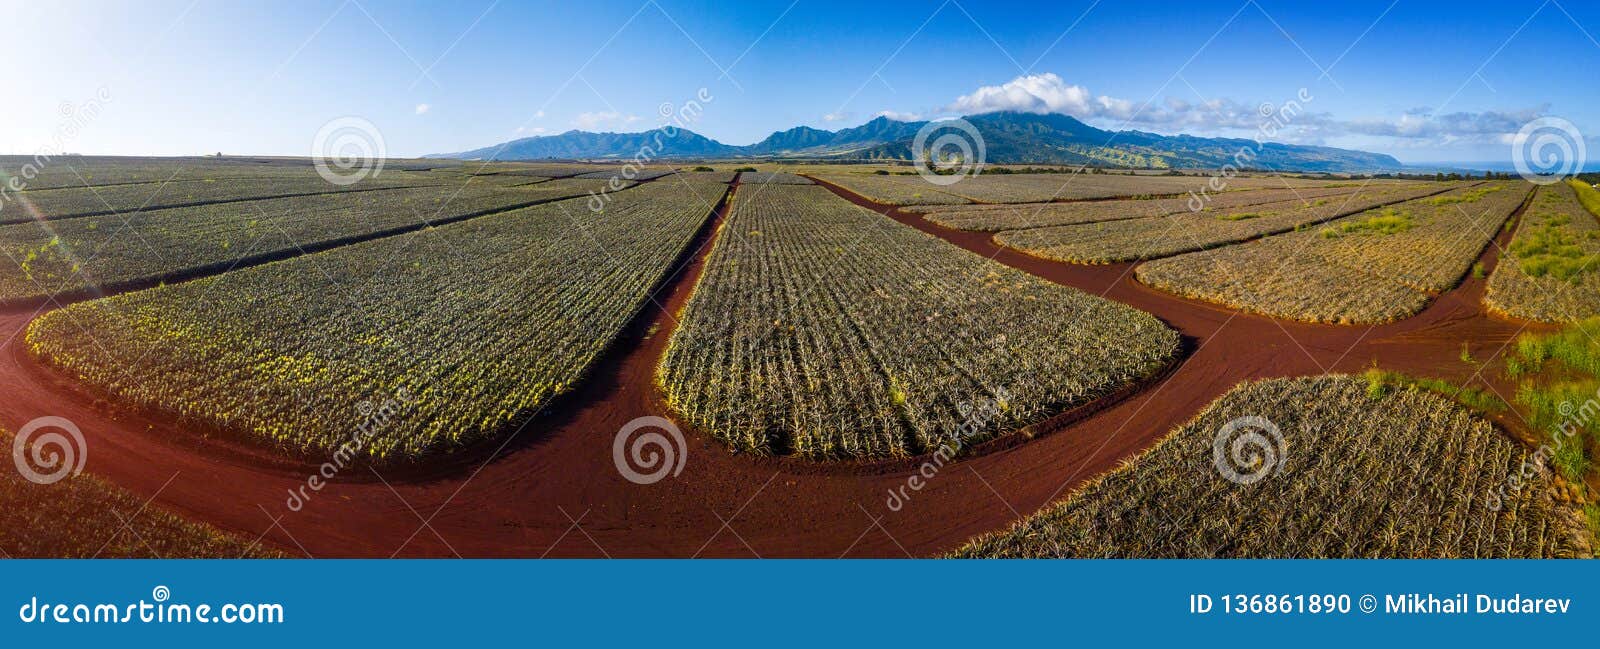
[18,0,1600,594]
[426,173,554,188]
[658,183,1179,459]
[914,185,1410,232]
[1484,181,1600,322]
[993,181,1451,264]
[675,169,739,183]
[1136,181,1529,323]
[954,376,1591,558]
[2,173,445,224]
[815,172,1376,206]
[0,155,463,191]
[0,178,626,306]
[575,169,677,180]
[1,159,1588,561]
[1,156,316,190]
[936,173,1363,204]
[736,171,814,185]
[424,163,616,177]
[807,173,969,205]
[0,427,279,558]
[26,179,726,460]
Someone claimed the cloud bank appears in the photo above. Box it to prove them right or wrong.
[924,72,1565,148]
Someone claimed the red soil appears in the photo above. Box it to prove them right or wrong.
[0,177,1548,557]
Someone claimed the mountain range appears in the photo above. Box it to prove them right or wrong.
[430,111,1403,173]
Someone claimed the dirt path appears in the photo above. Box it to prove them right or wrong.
[0,177,1547,557]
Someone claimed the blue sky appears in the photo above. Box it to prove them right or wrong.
[3,0,1597,163]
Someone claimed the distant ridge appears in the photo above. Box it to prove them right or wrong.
[431,111,1403,173]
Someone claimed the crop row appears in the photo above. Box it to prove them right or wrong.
[819,172,1373,207]
[1136,182,1528,324]
[995,182,1451,264]
[658,184,1179,459]
[954,376,1590,558]
[934,173,1364,204]
[1484,181,1600,322]
[916,185,1400,232]
[0,178,623,306]
[575,169,677,180]
[675,170,739,183]
[429,173,554,188]
[27,180,728,460]
[449,164,625,178]
[808,174,967,205]
[3,173,446,225]
[0,156,347,190]
[737,172,814,185]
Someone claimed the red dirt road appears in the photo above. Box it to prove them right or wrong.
[0,178,1546,557]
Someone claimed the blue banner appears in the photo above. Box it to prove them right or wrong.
[1,560,1592,646]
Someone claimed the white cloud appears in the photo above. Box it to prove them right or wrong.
[415,103,431,115]
[908,72,1571,149]
[874,109,925,122]
[514,126,548,136]
[573,111,641,130]
[534,110,546,119]
[822,111,852,123]
[945,73,1097,117]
